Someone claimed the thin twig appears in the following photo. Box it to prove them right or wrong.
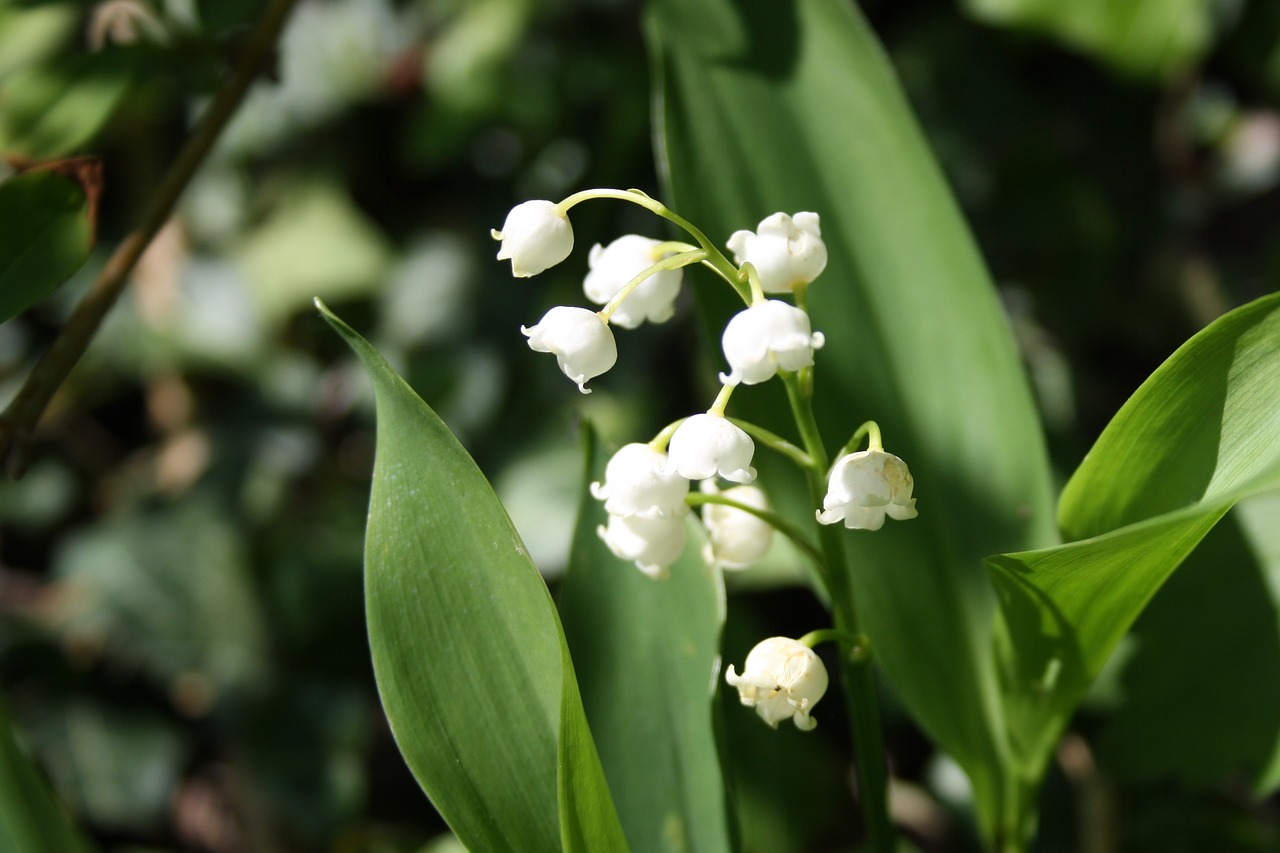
[0,0,299,479]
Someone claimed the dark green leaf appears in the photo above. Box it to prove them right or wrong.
[989,292,1280,787]
[558,424,732,853]
[0,167,94,323]
[317,300,627,853]
[648,0,1057,839]
[0,696,91,853]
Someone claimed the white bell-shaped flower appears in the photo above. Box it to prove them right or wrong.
[726,212,827,293]
[663,414,756,484]
[583,235,683,329]
[721,300,825,385]
[725,637,828,731]
[492,200,574,277]
[816,448,918,531]
[701,483,773,570]
[597,512,687,578]
[590,443,690,519]
[521,306,617,393]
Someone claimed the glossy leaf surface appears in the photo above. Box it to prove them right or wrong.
[0,168,94,323]
[648,0,1057,836]
[318,300,626,853]
[558,425,731,853]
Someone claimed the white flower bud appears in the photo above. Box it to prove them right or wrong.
[663,414,756,484]
[725,637,828,731]
[816,448,918,531]
[721,299,825,385]
[521,306,617,393]
[725,212,827,293]
[701,483,773,570]
[492,200,574,277]
[583,235,683,329]
[597,513,688,578]
[589,443,690,519]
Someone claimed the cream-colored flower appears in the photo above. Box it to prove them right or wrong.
[597,513,687,578]
[725,637,828,731]
[701,483,773,570]
[816,449,917,531]
[726,212,827,293]
[521,306,616,393]
[493,200,573,277]
[583,235,683,329]
[721,299,824,385]
[663,414,756,484]
[590,443,690,519]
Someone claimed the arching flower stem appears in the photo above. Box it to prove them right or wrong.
[598,249,707,323]
[684,492,823,569]
[798,628,871,663]
[727,418,812,468]
[838,419,884,459]
[557,188,752,304]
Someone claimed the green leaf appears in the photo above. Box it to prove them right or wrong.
[316,300,628,853]
[558,424,732,853]
[0,52,135,158]
[988,292,1280,791]
[961,0,1216,79]
[1092,496,1280,794]
[0,696,91,853]
[648,0,1056,839]
[0,167,95,323]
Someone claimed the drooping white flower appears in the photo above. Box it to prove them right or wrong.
[583,235,683,329]
[597,512,688,578]
[816,448,918,531]
[701,483,773,570]
[725,637,828,731]
[590,443,690,519]
[492,200,573,277]
[521,306,617,393]
[721,300,825,385]
[726,212,827,293]
[663,414,756,484]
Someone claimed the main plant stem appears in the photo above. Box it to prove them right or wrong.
[0,0,299,478]
[783,373,895,853]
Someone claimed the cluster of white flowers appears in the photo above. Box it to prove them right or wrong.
[493,193,918,733]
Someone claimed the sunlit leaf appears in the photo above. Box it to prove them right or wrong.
[648,0,1057,840]
[317,300,628,853]
[0,52,135,158]
[961,0,1216,79]
[989,292,1280,790]
[558,424,732,853]
[0,167,95,323]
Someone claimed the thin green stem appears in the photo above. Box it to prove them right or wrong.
[727,418,812,468]
[782,373,895,853]
[648,418,687,453]
[556,188,751,304]
[0,0,300,478]
[837,420,884,459]
[798,627,862,650]
[740,262,767,305]
[707,383,735,417]
[684,492,822,568]
[598,249,706,323]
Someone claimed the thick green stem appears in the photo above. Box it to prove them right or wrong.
[782,373,895,853]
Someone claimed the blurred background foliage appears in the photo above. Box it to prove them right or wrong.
[0,0,1278,850]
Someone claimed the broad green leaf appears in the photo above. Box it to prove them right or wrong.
[988,292,1280,793]
[317,300,627,853]
[0,52,135,158]
[0,6,76,83]
[648,0,1056,840]
[961,0,1216,79]
[1093,496,1280,794]
[0,696,91,853]
[558,424,732,853]
[0,168,94,323]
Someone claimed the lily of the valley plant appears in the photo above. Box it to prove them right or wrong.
[493,188,918,848]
